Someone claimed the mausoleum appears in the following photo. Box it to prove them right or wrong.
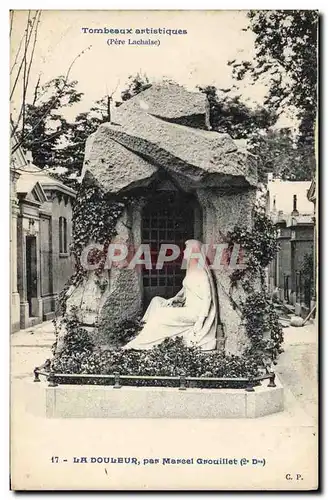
[66,83,258,355]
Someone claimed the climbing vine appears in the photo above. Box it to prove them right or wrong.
[72,182,128,258]
[57,177,132,314]
[227,201,283,365]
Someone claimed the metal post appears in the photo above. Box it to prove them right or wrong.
[267,373,276,388]
[245,379,255,392]
[44,358,51,371]
[179,375,187,391]
[113,373,121,389]
[33,368,40,382]
[47,372,58,387]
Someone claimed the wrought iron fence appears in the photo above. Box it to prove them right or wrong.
[33,365,277,393]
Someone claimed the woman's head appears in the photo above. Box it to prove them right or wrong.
[183,240,206,271]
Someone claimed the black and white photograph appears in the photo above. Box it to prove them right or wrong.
[9,9,319,490]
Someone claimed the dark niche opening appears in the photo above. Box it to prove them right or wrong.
[141,187,202,308]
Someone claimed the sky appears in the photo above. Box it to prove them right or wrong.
[10,10,293,126]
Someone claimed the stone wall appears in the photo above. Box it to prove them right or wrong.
[198,187,257,355]
[66,204,144,347]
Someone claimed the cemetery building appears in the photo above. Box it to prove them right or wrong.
[307,177,317,310]
[266,176,314,316]
[11,141,76,332]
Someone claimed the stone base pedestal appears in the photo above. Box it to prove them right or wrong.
[20,299,43,329]
[11,292,21,333]
[43,312,55,321]
[45,376,284,419]
[20,301,30,329]
[31,297,43,320]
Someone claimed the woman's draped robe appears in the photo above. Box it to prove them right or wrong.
[124,267,218,351]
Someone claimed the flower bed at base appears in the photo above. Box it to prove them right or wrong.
[48,336,267,389]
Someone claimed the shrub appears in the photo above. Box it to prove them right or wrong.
[104,316,145,348]
[51,309,94,358]
[51,336,261,385]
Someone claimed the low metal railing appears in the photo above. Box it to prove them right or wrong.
[33,361,277,393]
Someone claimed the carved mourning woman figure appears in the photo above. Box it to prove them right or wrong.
[123,240,219,351]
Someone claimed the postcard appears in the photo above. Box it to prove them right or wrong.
[10,9,318,490]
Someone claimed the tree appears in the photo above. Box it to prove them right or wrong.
[19,76,83,168]
[248,128,315,183]
[198,85,277,138]
[229,10,318,147]
[11,37,91,156]
[10,10,42,140]
[51,96,111,185]
[198,84,315,182]
[120,72,152,102]
[18,72,119,187]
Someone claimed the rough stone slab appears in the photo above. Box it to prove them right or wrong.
[113,82,207,124]
[81,83,258,194]
[83,119,257,193]
[46,377,284,419]
[82,128,158,194]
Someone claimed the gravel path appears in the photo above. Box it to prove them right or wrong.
[275,322,318,421]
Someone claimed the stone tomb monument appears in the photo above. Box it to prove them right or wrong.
[66,83,258,355]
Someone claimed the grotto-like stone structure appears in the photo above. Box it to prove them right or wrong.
[65,82,258,355]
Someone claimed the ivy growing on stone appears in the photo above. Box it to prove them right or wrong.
[228,201,283,365]
[57,177,132,314]
[72,182,127,257]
